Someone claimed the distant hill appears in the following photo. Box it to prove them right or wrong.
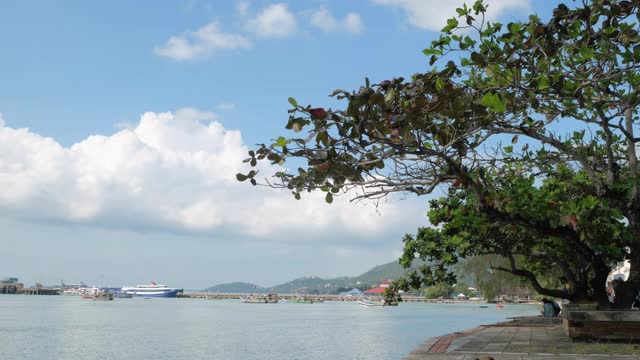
[203,282,265,293]
[204,259,425,294]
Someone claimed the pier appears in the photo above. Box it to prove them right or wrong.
[1,278,59,295]
[177,292,480,303]
[16,287,60,295]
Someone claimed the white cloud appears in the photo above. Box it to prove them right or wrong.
[372,0,531,31]
[344,13,364,34]
[0,110,423,240]
[309,8,363,34]
[247,3,298,38]
[217,103,236,110]
[237,0,250,17]
[155,21,251,61]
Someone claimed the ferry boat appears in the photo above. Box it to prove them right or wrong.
[120,282,183,298]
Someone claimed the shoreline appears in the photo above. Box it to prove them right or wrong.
[178,292,539,304]
[403,316,640,359]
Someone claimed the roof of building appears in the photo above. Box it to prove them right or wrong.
[363,286,386,294]
[340,288,364,296]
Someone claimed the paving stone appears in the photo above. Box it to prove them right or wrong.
[403,316,640,359]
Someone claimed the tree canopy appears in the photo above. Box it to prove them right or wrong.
[238,0,640,308]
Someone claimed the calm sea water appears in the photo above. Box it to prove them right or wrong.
[0,296,539,360]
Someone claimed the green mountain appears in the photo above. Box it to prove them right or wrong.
[203,282,265,293]
[204,259,425,294]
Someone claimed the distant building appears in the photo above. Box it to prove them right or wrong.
[0,277,24,294]
[363,279,391,295]
[340,288,364,296]
[498,287,533,303]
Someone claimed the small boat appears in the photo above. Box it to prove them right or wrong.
[93,291,114,301]
[479,305,489,308]
[496,304,505,308]
[82,295,93,299]
[358,299,385,307]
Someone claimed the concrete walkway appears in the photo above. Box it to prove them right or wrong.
[404,316,640,360]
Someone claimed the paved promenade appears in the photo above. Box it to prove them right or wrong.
[404,316,640,360]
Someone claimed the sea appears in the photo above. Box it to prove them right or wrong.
[0,296,539,360]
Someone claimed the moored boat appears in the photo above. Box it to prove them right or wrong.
[120,282,183,298]
[358,299,385,307]
[93,291,114,301]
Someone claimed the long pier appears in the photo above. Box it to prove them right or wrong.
[177,292,483,303]
[0,282,60,295]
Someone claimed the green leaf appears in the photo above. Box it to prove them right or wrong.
[288,97,298,107]
[423,48,443,56]
[274,136,288,147]
[325,192,333,204]
[480,92,507,112]
[435,78,445,91]
[442,18,459,32]
[537,75,550,90]
[470,52,486,66]
[236,173,248,182]
[512,135,518,144]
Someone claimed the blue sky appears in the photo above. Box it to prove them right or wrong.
[0,0,560,289]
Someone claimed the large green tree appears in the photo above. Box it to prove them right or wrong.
[239,0,640,308]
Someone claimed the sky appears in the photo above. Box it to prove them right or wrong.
[0,0,561,289]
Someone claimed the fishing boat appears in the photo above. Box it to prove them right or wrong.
[358,299,385,307]
[241,296,268,304]
[93,291,114,301]
[120,282,183,298]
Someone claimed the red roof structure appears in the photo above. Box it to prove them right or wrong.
[363,279,392,294]
[363,286,386,294]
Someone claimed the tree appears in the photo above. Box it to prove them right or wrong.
[238,0,640,308]
[455,256,529,301]
[425,283,453,299]
[395,165,628,305]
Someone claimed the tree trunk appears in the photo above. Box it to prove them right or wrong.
[591,263,613,308]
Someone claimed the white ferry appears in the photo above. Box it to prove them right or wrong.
[120,282,183,297]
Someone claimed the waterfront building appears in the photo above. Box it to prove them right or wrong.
[498,287,533,303]
[0,277,24,294]
[363,279,391,295]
